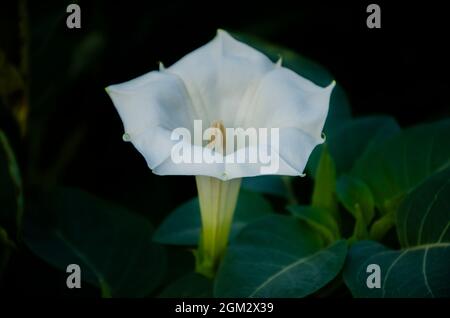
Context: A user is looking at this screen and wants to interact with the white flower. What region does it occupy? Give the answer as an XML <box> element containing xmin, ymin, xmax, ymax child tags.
<box><xmin>106</xmin><ymin>30</ymin><xmax>334</xmax><ymax>181</ymax></box>
<box><xmin>106</xmin><ymin>30</ymin><xmax>334</xmax><ymax>277</ymax></box>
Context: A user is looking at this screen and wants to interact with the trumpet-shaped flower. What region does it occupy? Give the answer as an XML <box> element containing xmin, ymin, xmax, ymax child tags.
<box><xmin>106</xmin><ymin>30</ymin><xmax>334</xmax><ymax>277</ymax></box>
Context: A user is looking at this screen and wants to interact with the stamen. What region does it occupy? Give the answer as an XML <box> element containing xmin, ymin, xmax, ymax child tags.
<box><xmin>206</xmin><ymin>120</ymin><xmax>226</xmax><ymax>154</ymax></box>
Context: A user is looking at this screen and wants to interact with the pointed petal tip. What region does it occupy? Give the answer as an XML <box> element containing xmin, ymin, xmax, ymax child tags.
<box><xmin>105</xmin><ymin>84</ymin><xmax>120</xmax><ymax>96</ymax></box>
<box><xmin>328</xmin><ymin>80</ymin><xmax>337</xmax><ymax>90</ymax></box>
<box><xmin>216</xmin><ymin>28</ymin><xmax>228</xmax><ymax>36</ymax></box>
<box><xmin>158</xmin><ymin>61</ymin><xmax>165</xmax><ymax>71</ymax></box>
<box><xmin>216</xmin><ymin>29</ymin><xmax>235</xmax><ymax>42</ymax></box>
<box><xmin>276</xmin><ymin>56</ymin><xmax>283</xmax><ymax>67</ymax></box>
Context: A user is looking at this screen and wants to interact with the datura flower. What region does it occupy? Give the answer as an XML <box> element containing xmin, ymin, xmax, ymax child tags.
<box><xmin>106</xmin><ymin>30</ymin><xmax>334</xmax><ymax>277</ymax></box>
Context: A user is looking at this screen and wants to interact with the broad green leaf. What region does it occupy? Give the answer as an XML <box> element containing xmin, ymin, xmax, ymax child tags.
<box><xmin>214</xmin><ymin>215</ymin><xmax>347</xmax><ymax>297</ymax></box>
<box><xmin>0</xmin><ymin>130</ymin><xmax>23</xmax><ymax>238</ymax></box>
<box><xmin>24</xmin><ymin>187</ymin><xmax>166</xmax><ymax>297</ymax></box>
<box><xmin>159</xmin><ymin>272</ymin><xmax>213</xmax><ymax>298</ymax></box>
<box><xmin>336</xmin><ymin>175</ymin><xmax>374</xmax><ymax>240</ymax></box>
<box><xmin>153</xmin><ymin>191</ymin><xmax>274</xmax><ymax>246</ymax></box>
<box><xmin>288</xmin><ymin>205</ymin><xmax>340</xmax><ymax>243</ymax></box>
<box><xmin>344</xmin><ymin>240</ymin><xmax>450</xmax><ymax>297</ymax></box>
<box><xmin>308</xmin><ymin>116</ymin><xmax>400</xmax><ymax>178</ymax></box>
<box><xmin>344</xmin><ymin>168</ymin><xmax>450</xmax><ymax>297</ymax></box>
<box><xmin>397</xmin><ymin>167</ymin><xmax>450</xmax><ymax>247</ymax></box>
<box><xmin>311</xmin><ymin>144</ymin><xmax>338</xmax><ymax>220</ymax></box>
<box><xmin>352</xmin><ymin>119</ymin><xmax>450</xmax><ymax>213</ymax></box>
<box><xmin>330</xmin><ymin>116</ymin><xmax>401</xmax><ymax>173</ymax></box>
<box><xmin>241</xmin><ymin>175</ymin><xmax>288</xmax><ymax>198</ymax></box>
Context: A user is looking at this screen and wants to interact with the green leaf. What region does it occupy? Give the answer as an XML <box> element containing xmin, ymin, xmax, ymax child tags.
<box><xmin>0</xmin><ymin>130</ymin><xmax>23</xmax><ymax>238</ymax></box>
<box><xmin>24</xmin><ymin>187</ymin><xmax>166</xmax><ymax>297</ymax></box>
<box><xmin>397</xmin><ymin>167</ymin><xmax>450</xmax><ymax>247</ymax></box>
<box><xmin>336</xmin><ymin>175</ymin><xmax>374</xmax><ymax>224</ymax></box>
<box><xmin>159</xmin><ymin>272</ymin><xmax>213</xmax><ymax>298</ymax></box>
<box><xmin>241</xmin><ymin>175</ymin><xmax>288</xmax><ymax>198</ymax></box>
<box><xmin>288</xmin><ymin>205</ymin><xmax>340</xmax><ymax>243</ymax></box>
<box><xmin>344</xmin><ymin>168</ymin><xmax>450</xmax><ymax>297</ymax></box>
<box><xmin>369</xmin><ymin>211</ymin><xmax>396</xmax><ymax>241</ymax></box>
<box><xmin>336</xmin><ymin>175</ymin><xmax>375</xmax><ymax>240</ymax></box>
<box><xmin>352</xmin><ymin>119</ymin><xmax>450</xmax><ymax>213</ymax></box>
<box><xmin>311</xmin><ymin>144</ymin><xmax>338</xmax><ymax>220</ymax></box>
<box><xmin>308</xmin><ymin>116</ymin><xmax>400</xmax><ymax>178</ymax></box>
<box><xmin>344</xmin><ymin>240</ymin><xmax>450</xmax><ymax>297</ymax></box>
<box><xmin>153</xmin><ymin>191</ymin><xmax>274</xmax><ymax>246</ymax></box>
<box><xmin>214</xmin><ymin>215</ymin><xmax>347</xmax><ymax>297</ymax></box>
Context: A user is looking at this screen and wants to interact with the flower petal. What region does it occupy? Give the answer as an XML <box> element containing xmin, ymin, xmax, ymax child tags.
<box><xmin>166</xmin><ymin>30</ymin><xmax>275</xmax><ymax>127</ymax></box>
<box><xmin>239</xmin><ymin>67</ymin><xmax>335</xmax><ymax>176</ymax></box>
<box><xmin>106</xmin><ymin>71</ymin><xmax>195</xmax><ymax>169</ymax></box>
<box><xmin>106</xmin><ymin>31</ymin><xmax>334</xmax><ymax>180</ymax></box>
<box><xmin>247</xmin><ymin>67</ymin><xmax>334</xmax><ymax>139</ymax></box>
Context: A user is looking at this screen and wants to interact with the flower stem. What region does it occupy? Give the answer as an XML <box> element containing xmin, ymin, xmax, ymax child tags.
<box><xmin>195</xmin><ymin>176</ymin><xmax>242</xmax><ymax>278</ymax></box>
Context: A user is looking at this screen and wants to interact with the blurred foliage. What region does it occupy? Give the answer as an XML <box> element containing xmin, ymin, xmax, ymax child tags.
<box><xmin>0</xmin><ymin>1</ymin><xmax>29</xmax><ymax>137</ymax></box>
<box><xmin>0</xmin><ymin>130</ymin><xmax>22</xmax><ymax>277</ymax></box>
<box><xmin>24</xmin><ymin>187</ymin><xmax>166</xmax><ymax>297</ymax></box>
<box><xmin>0</xmin><ymin>130</ymin><xmax>23</xmax><ymax>237</ymax></box>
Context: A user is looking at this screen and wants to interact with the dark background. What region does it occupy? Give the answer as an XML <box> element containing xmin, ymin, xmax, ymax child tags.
<box><xmin>0</xmin><ymin>0</ymin><xmax>449</xmax><ymax>296</ymax></box>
